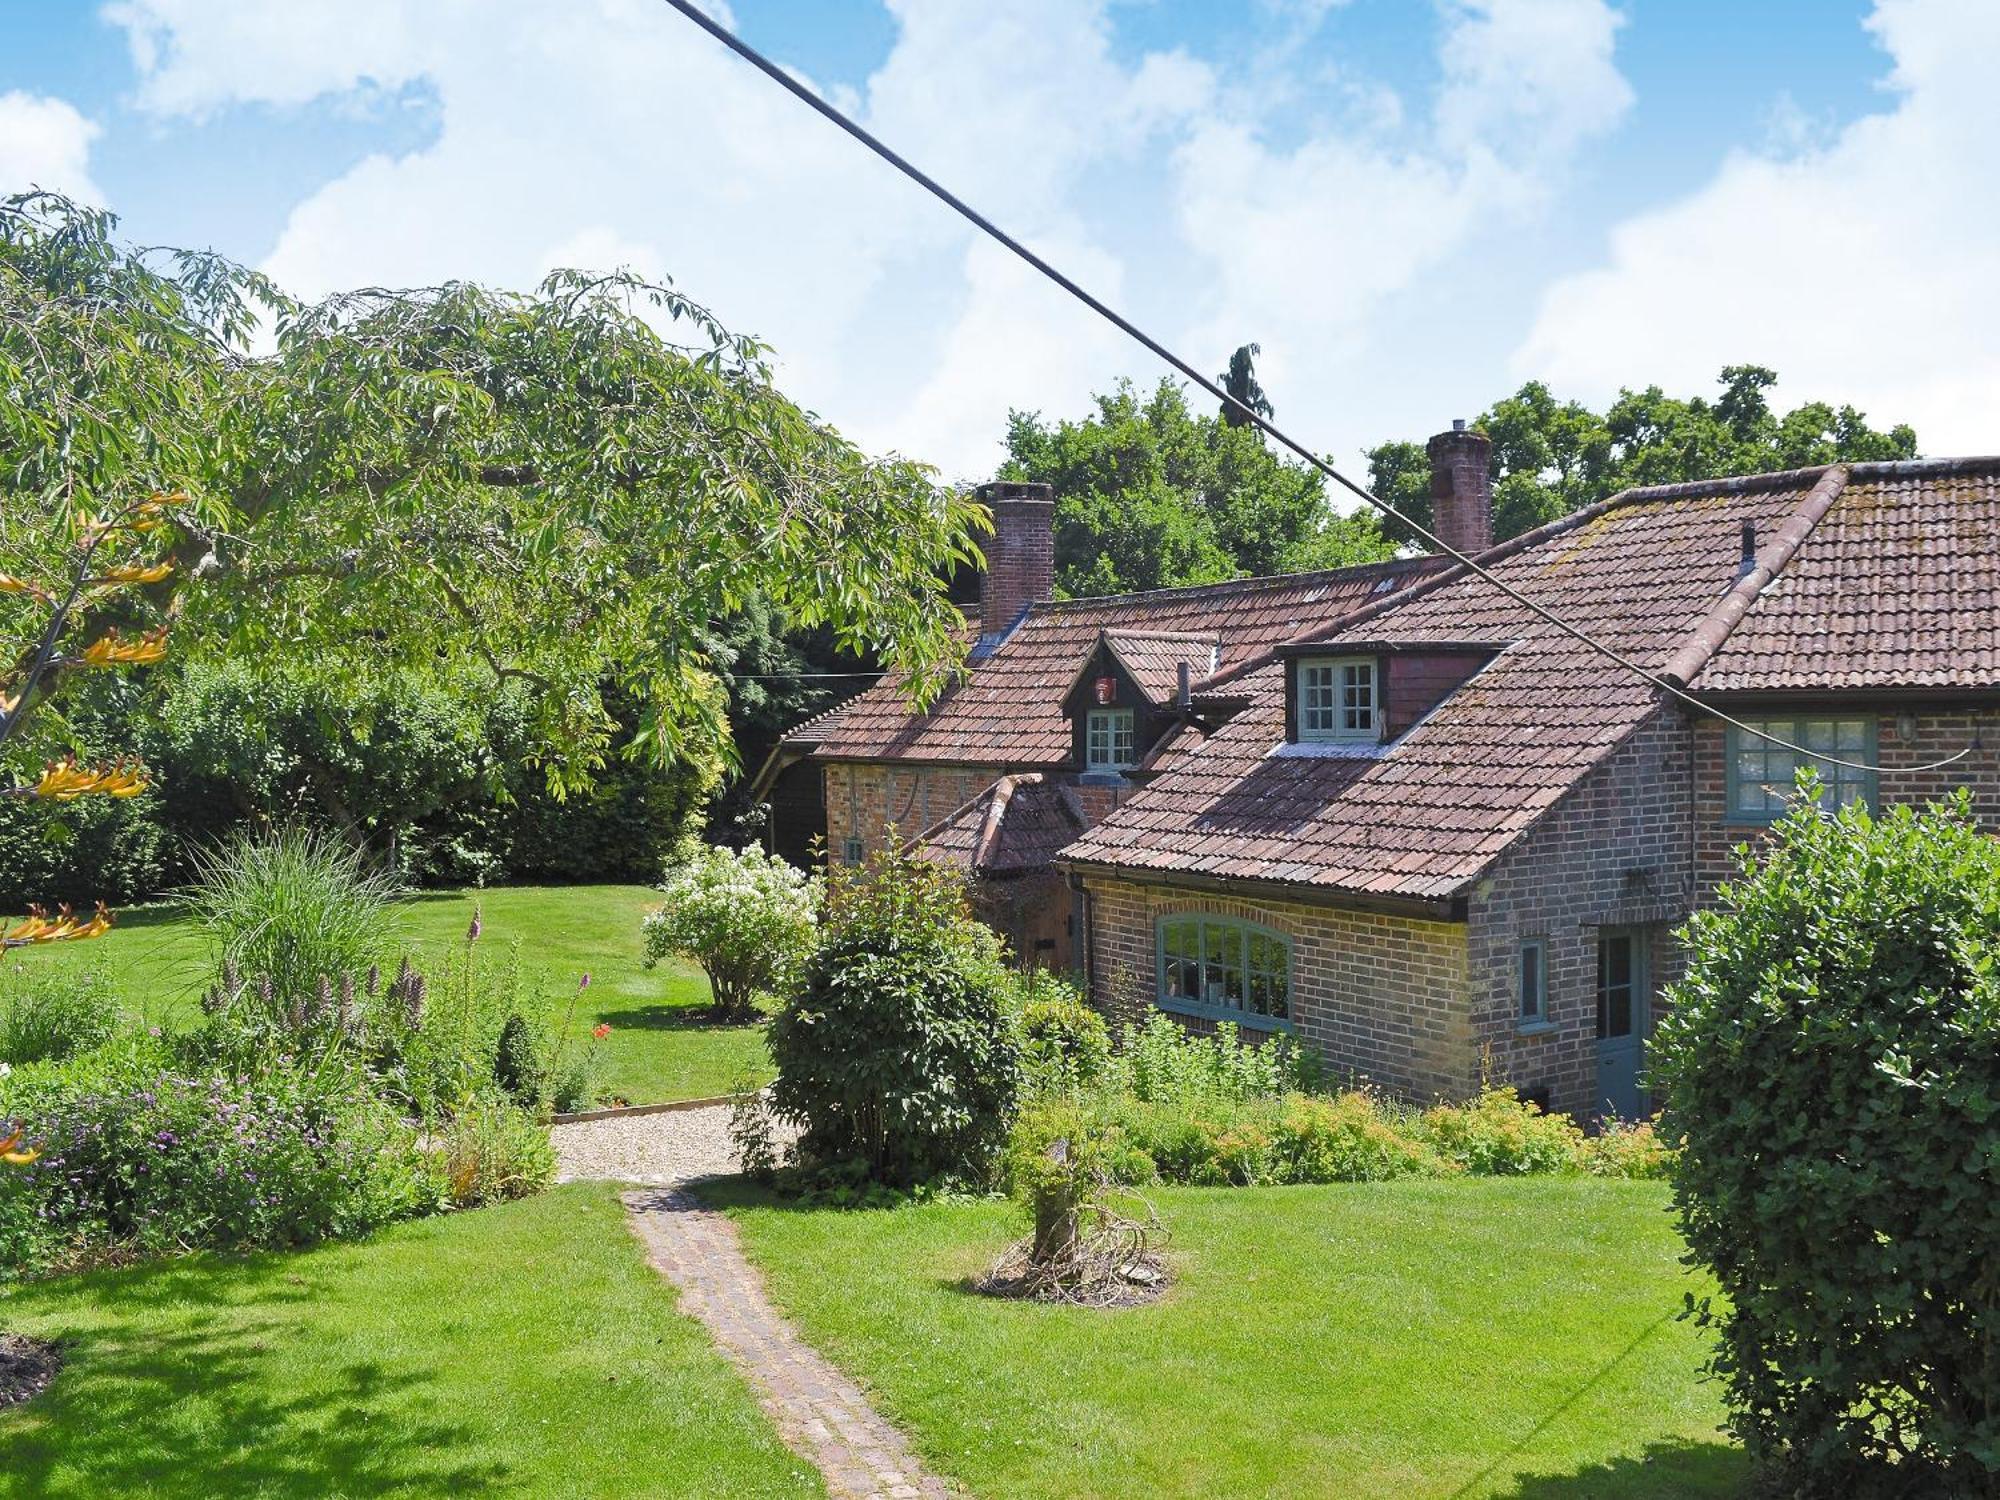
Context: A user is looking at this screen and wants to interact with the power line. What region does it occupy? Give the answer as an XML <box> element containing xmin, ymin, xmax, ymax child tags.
<box><xmin>657</xmin><ymin>0</ymin><xmax>1977</xmax><ymax>781</ymax></box>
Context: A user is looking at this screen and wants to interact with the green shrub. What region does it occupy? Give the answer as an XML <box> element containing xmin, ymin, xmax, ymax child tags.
<box><xmin>1112</xmin><ymin>1014</ymin><xmax>1313</xmax><ymax>1105</ymax></box>
<box><xmin>184</xmin><ymin>827</ymin><xmax>401</xmax><ymax>1038</ymax></box>
<box><xmin>1271</xmin><ymin>1092</ymin><xmax>1453</xmax><ymax>1182</ymax></box>
<box><xmin>436</xmin><ymin>1094</ymin><xmax>556</xmax><ymax>1208</ymax></box>
<box><xmin>378</xmin><ymin>940</ymin><xmax>529</xmax><ymax>1123</ymax></box>
<box><xmin>1653</xmin><ymin>787</ymin><xmax>2000</xmax><ymax>1495</ymax></box>
<box><xmin>643</xmin><ymin>842</ymin><xmax>819</xmax><ymax>1021</ymax></box>
<box><xmin>1019</xmin><ymin>993</ymin><xmax>1111</xmax><ymax>1095</ymax></box>
<box><xmin>1418</xmin><ymin>1088</ymin><xmax>1585</xmax><ymax>1176</ymax></box>
<box><xmin>0</xmin><ymin>1050</ymin><xmax>439</xmax><ymax>1278</ymax></box>
<box><xmin>1578</xmin><ymin>1118</ymin><xmax>1674</xmax><ymax>1180</ymax></box>
<box><xmin>766</xmin><ymin>848</ymin><xmax>1019</xmax><ymax>1188</ymax></box>
<box><xmin>0</xmin><ymin>965</ymin><xmax>118</xmax><ymax>1065</ymax></box>
<box><xmin>492</xmin><ymin>1012</ymin><xmax>543</xmax><ymax>1108</ymax></box>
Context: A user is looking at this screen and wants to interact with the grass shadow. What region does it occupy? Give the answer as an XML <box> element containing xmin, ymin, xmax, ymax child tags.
<box><xmin>1484</xmin><ymin>1437</ymin><xmax>1748</xmax><ymax>1498</ymax></box>
<box><xmin>0</xmin><ymin>1276</ymin><xmax>509</xmax><ymax>1497</ymax></box>
<box><xmin>601</xmin><ymin>1001</ymin><xmax>760</xmax><ymax>1033</ymax></box>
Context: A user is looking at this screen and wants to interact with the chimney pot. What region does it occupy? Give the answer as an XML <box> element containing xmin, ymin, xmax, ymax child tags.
<box><xmin>973</xmin><ymin>480</ymin><xmax>1056</xmax><ymax>642</ymax></box>
<box><xmin>1425</xmin><ymin>423</ymin><xmax>1494</xmax><ymax>557</ymax></box>
<box><xmin>1452</xmin><ymin>417</ymin><xmax>1467</xmax><ymax>433</ymax></box>
<box><xmin>1738</xmin><ymin>519</ymin><xmax>1758</xmax><ymax>577</ymax></box>
<box><xmin>1177</xmin><ymin>659</ymin><xmax>1192</xmax><ymax>709</ymax></box>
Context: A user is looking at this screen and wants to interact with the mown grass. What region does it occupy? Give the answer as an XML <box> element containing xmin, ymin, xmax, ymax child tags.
<box><xmin>6</xmin><ymin>884</ymin><xmax>771</xmax><ymax>1105</ymax></box>
<box><xmin>720</xmin><ymin>1177</ymin><xmax>1746</xmax><ymax>1500</ymax></box>
<box><xmin>0</xmin><ymin>1185</ymin><xmax>818</xmax><ymax>1499</ymax></box>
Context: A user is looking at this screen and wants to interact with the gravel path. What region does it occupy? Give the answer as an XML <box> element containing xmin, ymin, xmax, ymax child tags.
<box><xmin>552</xmin><ymin>1104</ymin><xmax>794</xmax><ymax>1187</ymax></box>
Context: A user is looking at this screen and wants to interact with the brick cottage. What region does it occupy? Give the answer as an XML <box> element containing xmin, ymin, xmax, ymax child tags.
<box><xmin>764</xmin><ymin>430</ymin><xmax>2000</xmax><ymax>1120</ymax></box>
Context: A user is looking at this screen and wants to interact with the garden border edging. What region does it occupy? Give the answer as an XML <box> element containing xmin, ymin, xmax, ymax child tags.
<box><xmin>550</xmin><ymin>1094</ymin><xmax>736</xmax><ymax>1125</ymax></box>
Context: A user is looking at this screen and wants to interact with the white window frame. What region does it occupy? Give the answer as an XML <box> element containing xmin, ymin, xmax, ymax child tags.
<box><xmin>1085</xmin><ymin>707</ymin><xmax>1136</xmax><ymax>770</ymax></box>
<box><xmin>1298</xmin><ymin>655</ymin><xmax>1379</xmax><ymax>742</ymax></box>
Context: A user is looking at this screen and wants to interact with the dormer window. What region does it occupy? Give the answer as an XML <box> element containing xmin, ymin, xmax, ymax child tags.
<box><xmin>1298</xmin><ymin>656</ymin><xmax>1378</xmax><ymax>741</ymax></box>
<box><xmin>1085</xmin><ymin>708</ymin><xmax>1136</xmax><ymax>770</ymax></box>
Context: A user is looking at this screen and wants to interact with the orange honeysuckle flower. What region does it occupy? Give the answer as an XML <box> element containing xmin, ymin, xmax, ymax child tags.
<box><xmin>31</xmin><ymin>758</ymin><xmax>149</xmax><ymax>801</ymax></box>
<box><xmin>0</xmin><ymin>902</ymin><xmax>114</xmax><ymax>949</ymax></box>
<box><xmin>0</xmin><ymin>572</ymin><xmax>49</xmax><ymax>602</ymax></box>
<box><xmin>91</xmin><ymin>559</ymin><xmax>174</xmax><ymax>588</ymax></box>
<box><xmin>79</xmin><ymin>626</ymin><xmax>169</xmax><ymax>669</ymax></box>
<box><xmin>0</xmin><ymin>1128</ymin><xmax>39</xmax><ymax>1167</ymax></box>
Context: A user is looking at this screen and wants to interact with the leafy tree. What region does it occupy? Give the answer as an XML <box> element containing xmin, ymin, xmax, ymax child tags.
<box><xmin>1217</xmin><ymin>342</ymin><xmax>1273</xmax><ymax>428</ymax></box>
<box><xmin>0</xmin><ymin>191</ymin><xmax>980</xmax><ymax>800</ymax></box>
<box><xmin>1654</xmin><ymin>784</ymin><xmax>2000</xmax><ymax>1496</ymax></box>
<box><xmin>1002</xmin><ymin>378</ymin><xmax>1391</xmax><ymax>596</ymax></box>
<box><xmin>1368</xmin><ymin>366</ymin><xmax>1918</xmax><ymax>549</ymax></box>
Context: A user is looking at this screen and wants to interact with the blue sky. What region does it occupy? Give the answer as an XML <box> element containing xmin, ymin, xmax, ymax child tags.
<box><xmin>4</xmin><ymin>0</ymin><xmax>1992</xmax><ymax>483</ymax></box>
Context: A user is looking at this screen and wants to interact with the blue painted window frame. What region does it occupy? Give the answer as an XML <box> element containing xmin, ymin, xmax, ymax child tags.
<box><xmin>1518</xmin><ymin>937</ymin><xmax>1548</xmax><ymax>1026</ymax></box>
<box><xmin>1724</xmin><ymin>716</ymin><xmax>1878</xmax><ymax>823</ymax></box>
<box><xmin>1154</xmin><ymin>914</ymin><xmax>1294</xmax><ymax>1031</ymax></box>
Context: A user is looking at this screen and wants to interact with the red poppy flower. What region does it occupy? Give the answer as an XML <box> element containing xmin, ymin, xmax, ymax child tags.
<box><xmin>592</xmin><ymin>1023</ymin><xmax>612</xmax><ymax>1041</ymax></box>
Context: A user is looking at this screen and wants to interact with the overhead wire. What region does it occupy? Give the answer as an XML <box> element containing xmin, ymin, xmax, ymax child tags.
<box><xmin>656</xmin><ymin>0</ymin><xmax>1977</xmax><ymax>780</ymax></box>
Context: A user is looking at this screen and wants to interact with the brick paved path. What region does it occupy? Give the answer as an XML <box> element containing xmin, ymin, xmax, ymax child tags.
<box><xmin>622</xmin><ymin>1189</ymin><xmax>957</xmax><ymax>1500</ymax></box>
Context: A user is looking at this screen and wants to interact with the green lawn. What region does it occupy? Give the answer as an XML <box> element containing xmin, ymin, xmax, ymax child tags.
<box><xmin>0</xmin><ymin>1185</ymin><xmax>818</xmax><ymax>1499</ymax></box>
<box><xmin>11</xmin><ymin>884</ymin><xmax>771</xmax><ymax>1106</ymax></box>
<box><xmin>721</xmin><ymin>1178</ymin><xmax>1747</xmax><ymax>1500</ymax></box>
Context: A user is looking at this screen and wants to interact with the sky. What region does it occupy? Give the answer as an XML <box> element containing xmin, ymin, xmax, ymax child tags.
<box><xmin>3</xmin><ymin>0</ymin><xmax>1994</xmax><ymax>489</ymax></box>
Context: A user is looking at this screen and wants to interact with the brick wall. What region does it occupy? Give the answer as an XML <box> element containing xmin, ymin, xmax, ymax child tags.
<box><xmin>1081</xmin><ymin>873</ymin><xmax>1475</xmax><ymax>1102</ymax></box>
<box><xmin>1467</xmin><ymin>707</ymin><xmax>1696</xmax><ymax>1119</ymax></box>
<box><xmin>1693</xmin><ymin>705</ymin><xmax>2000</xmax><ymax>902</ymax></box>
<box><xmin>821</xmin><ymin>760</ymin><xmax>1017</xmax><ymax>862</ymax></box>
<box><xmin>976</xmin><ymin>483</ymin><xmax>1055</xmax><ymax>639</ymax></box>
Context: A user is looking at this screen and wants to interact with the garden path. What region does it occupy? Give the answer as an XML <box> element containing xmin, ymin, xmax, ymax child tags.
<box><xmin>623</xmin><ymin>1189</ymin><xmax>956</xmax><ymax>1500</ymax></box>
<box><xmin>551</xmin><ymin>1103</ymin><xmax>747</xmax><ymax>1185</ymax></box>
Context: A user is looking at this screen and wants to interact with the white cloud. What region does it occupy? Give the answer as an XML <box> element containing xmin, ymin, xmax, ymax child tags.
<box><xmin>102</xmin><ymin>0</ymin><xmax>1631</xmax><ymax>476</ymax></box>
<box><xmin>0</xmin><ymin>92</ymin><xmax>104</xmax><ymax>206</ymax></box>
<box><xmin>1515</xmin><ymin>0</ymin><xmax>2000</xmax><ymax>454</ymax></box>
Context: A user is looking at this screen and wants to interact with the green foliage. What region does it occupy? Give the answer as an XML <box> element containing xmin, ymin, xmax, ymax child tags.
<box><xmin>183</xmin><ymin>827</ymin><xmax>401</xmax><ymax>1036</ymax></box>
<box><xmin>436</xmin><ymin>1093</ymin><xmax>557</xmax><ymax>1208</ymax></box>
<box><xmin>1112</xmin><ymin>1013</ymin><xmax>1316</xmax><ymax>1104</ymax></box>
<box><xmin>1018</xmin><ymin>992</ymin><xmax>1112</xmax><ymax>1094</ymax></box>
<box><xmin>1652</xmin><ymin>786</ymin><xmax>2000</xmax><ymax>1495</ymax></box>
<box><xmin>0</xmin><ymin>964</ymin><xmax>117</xmax><ymax>1066</ymax></box>
<box><xmin>492</xmin><ymin>1012</ymin><xmax>543</xmax><ymax>1108</ymax></box>
<box><xmin>0</xmin><ymin>1050</ymin><xmax>440</xmax><ymax>1278</ymax></box>
<box><xmin>0</xmin><ymin>190</ymin><xmax>979</xmax><ymax>798</ymax></box>
<box><xmin>1271</xmin><ymin>1092</ymin><xmax>1452</xmax><ymax>1183</ymax></box>
<box><xmin>1418</xmin><ymin>1087</ymin><xmax>1586</xmax><ymax>1176</ymax></box>
<box><xmin>1002</xmin><ymin>377</ymin><xmax>1393</xmax><ymax>597</ymax></box>
<box><xmin>1369</xmin><ymin>366</ymin><xmax>1919</xmax><ymax>549</ymax></box>
<box><xmin>643</xmin><ymin>842</ymin><xmax>819</xmax><ymax>1021</ymax></box>
<box><xmin>765</xmin><ymin>848</ymin><xmax>1020</xmax><ymax>1188</ymax></box>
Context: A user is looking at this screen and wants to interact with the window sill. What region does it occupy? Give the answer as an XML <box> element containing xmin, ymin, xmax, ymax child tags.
<box><xmin>1514</xmin><ymin>1019</ymin><xmax>1558</xmax><ymax>1037</ymax></box>
<box><xmin>1156</xmin><ymin>996</ymin><xmax>1295</xmax><ymax>1033</ymax></box>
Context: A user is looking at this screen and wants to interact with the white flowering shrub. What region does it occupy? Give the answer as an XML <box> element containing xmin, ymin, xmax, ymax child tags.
<box><xmin>643</xmin><ymin>844</ymin><xmax>820</xmax><ymax>1020</ymax></box>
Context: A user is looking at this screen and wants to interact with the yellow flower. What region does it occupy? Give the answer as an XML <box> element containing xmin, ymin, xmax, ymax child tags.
<box><xmin>30</xmin><ymin>758</ymin><xmax>149</xmax><ymax>801</ymax></box>
<box><xmin>0</xmin><ymin>1127</ymin><xmax>38</xmax><ymax>1167</ymax></box>
<box><xmin>0</xmin><ymin>572</ymin><xmax>48</xmax><ymax>601</ymax></box>
<box><xmin>79</xmin><ymin>626</ymin><xmax>169</xmax><ymax>668</ymax></box>
<box><xmin>91</xmin><ymin>559</ymin><xmax>174</xmax><ymax>588</ymax></box>
<box><xmin>0</xmin><ymin>901</ymin><xmax>114</xmax><ymax>948</ymax></box>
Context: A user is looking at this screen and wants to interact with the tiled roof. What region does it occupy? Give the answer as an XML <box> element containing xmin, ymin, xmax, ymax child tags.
<box><xmin>746</xmin><ymin>691</ymin><xmax>865</xmax><ymax>801</ymax></box>
<box><xmin>1691</xmin><ymin>459</ymin><xmax>2000</xmax><ymax>692</ymax></box>
<box><xmin>1098</xmin><ymin>630</ymin><xmax>1219</xmax><ymax>706</ymax></box>
<box><xmin>1064</xmin><ymin>467</ymin><xmax>1871</xmax><ymax>902</ymax></box>
<box><xmin>915</xmin><ymin>774</ymin><xmax>1088</xmax><ymax>875</ymax></box>
<box><xmin>809</xmin><ymin>557</ymin><xmax>1444</xmax><ymax>766</ymax></box>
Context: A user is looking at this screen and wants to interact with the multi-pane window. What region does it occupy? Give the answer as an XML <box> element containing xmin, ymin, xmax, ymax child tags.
<box><xmin>1726</xmin><ymin>717</ymin><xmax>1876</xmax><ymax>821</ymax></box>
<box><xmin>1596</xmin><ymin>932</ymin><xmax>1637</xmax><ymax>1041</ymax></box>
<box><xmin>1085</xmin><ymin>708</ymin><xmax>1136</xmax><ymax>769</ymax></box>
<box><xmin>841</xmin><ymin>836</ymin><xmax>865</xmax><ymax>866</ymax></box>
<box><xmin>1518</xmin><ymin>938</ymin><xmax>1547</xmax><ymax>1024</ymax></box>
<box><xmin>1298</xmin><ymin>656</ymin><xmax>1378</xmax><ymax>741</ymax></box>
<box><xmin>1158</xmin><ymin>915</ymin><xmax>1290</xmax><ymax>1022</ymax></box>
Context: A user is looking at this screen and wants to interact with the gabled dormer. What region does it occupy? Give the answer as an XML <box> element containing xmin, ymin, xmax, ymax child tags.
<box><xmin>1278</xmin><ymin>639</ymin><xmax>1505</xmax><ymax>752</ymax></box>
<box><xmin>1061</xmin><ymin>629</ymin><xmax>1218</xmax><ymax>780</ymax></box>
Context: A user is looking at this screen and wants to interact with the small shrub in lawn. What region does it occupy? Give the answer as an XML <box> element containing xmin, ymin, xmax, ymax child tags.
<box><xmin>643</xmin><ymin>842</ymin><xmax>818</xmax><ymax>1022</ymax></box>
<box><xmin>0</xmin><ymin>965</ymin><xmax>117</xmax><ymax>1065</ymax></box>
<box><xmin>1578</xmin><ymin>1118</ymin><xmax>1673</xmax><ymax>1180</ymax></box>
<box><xmin>1653</xmin><ymin>785</ymin><xmax>2000</xmax><ymax>1496</ymax></box>
<box><xmin>380</xmin><ymin>939</ymin><xmax>530</xmax><ymax>1123</ymax></box>
<box><xmin>765</xmin><ymin>847</ymin><xmax>1018</xmax><ymax>1189</ymax></box>
<box><xmin>436</xmin><ymin>1093</ymin><xmax>556</xmax><ymax>1208</ymax></box>
<box><xmin>1417</xmin><ymin>1088</ymin><xmax>1585</xmax><ymax>1176</ymax></box>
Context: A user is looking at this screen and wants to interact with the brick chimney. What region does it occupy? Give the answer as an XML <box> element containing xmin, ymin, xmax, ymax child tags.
<box><xmin>1426</xmin><ymin>420</ymin><xmax>1493</xmax><ymax>557</ymax></box>
<box><xmin>974</xmin><ymin>480</ymin><xmax>1055</xmax><ymax>642</ymax></box>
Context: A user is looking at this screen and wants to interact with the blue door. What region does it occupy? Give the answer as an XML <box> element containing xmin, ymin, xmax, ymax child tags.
<box><xmin>1595</xmin><ymin>928</ymin><xmax>1648</xmax><ymax>1120</ymax></box>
